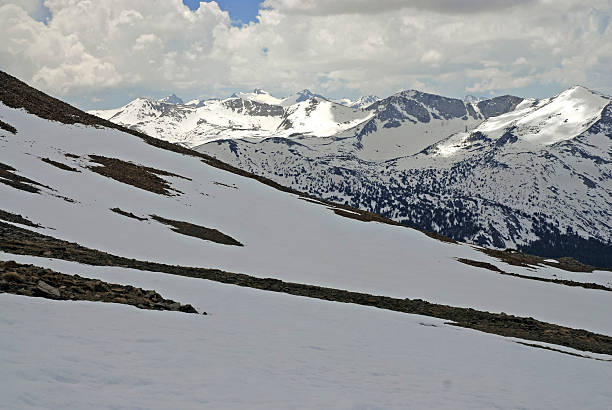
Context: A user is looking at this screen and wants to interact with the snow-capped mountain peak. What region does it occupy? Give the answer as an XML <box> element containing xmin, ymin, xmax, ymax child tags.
<box><xmin>231</xmin><ymin>89</ymin><xmax>282</xmax><ymax>105</ymax></box>
<box><xmin>434</xmin><ymin>85</ymin><xmax>610</xmax><ymax>156</ymax></box>
<box><xmin>280</xmin><ymin>89</ymin><xmax>327</xmax><ymax>107</ymax></box>
<box><xmin>158</xmin><ymin>94</ymin><xmax>184</xmax><ymax>105</ymax></box>
<box><xmin>275</xmin><ymin>97</ymin><xmax>372</xmax><ymax>137</ymax></box>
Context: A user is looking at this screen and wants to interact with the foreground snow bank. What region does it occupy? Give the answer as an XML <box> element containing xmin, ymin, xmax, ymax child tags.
<box><xmin>1</xmin><ymin>264</ymin><xmax>612</xmax><ymax>409</ymax></box>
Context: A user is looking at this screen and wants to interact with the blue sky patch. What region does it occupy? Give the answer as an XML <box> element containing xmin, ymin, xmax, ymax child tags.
<box><xmin>183</xmin><ymin>0</ymin><xmax>263</xmax><ymax>26</ymax></box>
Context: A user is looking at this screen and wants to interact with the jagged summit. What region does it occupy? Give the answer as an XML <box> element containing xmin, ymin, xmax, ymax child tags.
<box><xmin>158</xmin><ymin>94</ymin><xmax>184</xmax><ymax>105</ymax></box>
<box><xmin>280</xmin><ymin>89</ymin><xmax>327</xmax><ymax>106</ymax></box>
<box><xmin>464</xmin><ymin>94</ymin><xmax>484</xmax><ymax>103</ymax></box>
<box><xmin>334</xmin><ymin>95</ymin><xmax>381</xmax><ymax>109</ymax></box>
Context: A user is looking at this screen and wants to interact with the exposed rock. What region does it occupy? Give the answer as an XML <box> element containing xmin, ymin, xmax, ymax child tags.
<box><xmin>110</xmin><ymin>207</ymin><xmax>148</xmax><ymax>221</ymax></box>
<box><xmin>41</xmin><ymin>157</ymin><xmax>80</xmax><ymax>172</ymax></box>
<box><xmin>36</xmin><ymin>280</ymin><xmax>61</xmax><ymax>298</ymax></box>
<box><xmin>0</xmin><ymin>260</ymin><xmax>202</xmax><ymax>314</ymax></box>
<box><xmin>0</xmin><ymin>210</ymin><xmax>42</xmax><ymax>228</ymax></box>
<box><xmin>151</xmin><ymin>214</ymin><xmax>243</xmax><ymax>246</ymax></box>
<box><xmin>0</xmin><ymin>119</ymin><xmax>17</xmax><ymax>134</ymax></box>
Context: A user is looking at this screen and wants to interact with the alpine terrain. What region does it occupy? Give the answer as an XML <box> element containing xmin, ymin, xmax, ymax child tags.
<box><xmin>2</xmin><ymin>71</ymin><xmax>612</xmax><ymax>408</ymax></box>
<box><xmin>91</xmin><ymin>86</ymin><xmax>612</xmax><ymax>267</ymax></box>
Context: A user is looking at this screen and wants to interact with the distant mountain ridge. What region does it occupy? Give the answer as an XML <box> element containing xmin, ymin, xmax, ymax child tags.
<box><xmin>88</xmin><ymin>85</ymin><xmax>612</xmax><ymax>267</ymax></box>
<box><xmin>200</xmin><ymin>86</ymin><xmax>612</xmax><ymax>267</ymax></box>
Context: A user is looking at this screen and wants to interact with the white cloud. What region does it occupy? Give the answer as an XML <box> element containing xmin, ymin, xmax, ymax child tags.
<box><xmin>262</xmin><ymin>0</ymin><xmax>537</xmax><ymax>15</ymax></box>
<box><xmin>420</xmin><ymin>50</ymin><xmax>443</xmax><ymax>65</ymax></box>
<box><xmin>0</xmin><ymin>0</ymin><xmax>610</xmax><ymax>108</ymax></box>
<box><xmin>513</xmin><ymin>57</ymin><xmax>528</xmax><ymax>65</ymax></box>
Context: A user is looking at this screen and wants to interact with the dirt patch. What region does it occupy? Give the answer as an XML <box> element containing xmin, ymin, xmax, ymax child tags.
<box><xmin>151</xmin><ymin>215</ymin><xmax>243</xmax><ymax>246</ymax></box>
<box><xmin>64</xmin><ymin>153</ymin><xmax>80</xmax><ymax>159</ymax></box>
<box><xmin>457</xmin><ymin>258</ymin><xmax>504</xmax><ymax>273</ymax></box>
<box><xmin>41</xmin><ymin>157</ymin><xmax>79</xmax><ymax>172</ymax></box>
<box><xmin>1</xmin><ymin>221</ymin><xmax>611</xmax><ymax>356</ymax></box>
<box><xmin>0</xmin><ymin>260</ymin><xmax>199</xmax><ymax>313</ymax></box>
<box><xmin>457</xmin><ymin>258</ymin><xmax>611</xmax><ymax>292</ymax></box>
<box><xmin>479</xmin><ymin>248</ymin><xmax>604</xmax><ymax>273</ymax></box>
<box><xmin>0</xmin><ymin>162</ymin><xmax>49</xmax><ymax>194</ymax></box>
<box><xmin>111</xmin><ymin>208</ymin><xmax>148</xmax><ymax>221</ymax></box>
<box><xmin>330</xmin><ymin>208</ymin><xmax>457</xmax><ymax>243</ymax></box>
<box><xmin>88</xmin><ymin>155</ymin><xmax>189</xmax><ymax>196</ymax></box>
<box><xmin>0</xmin><ymin>119</ymin><xmax>17</xmax><ymax>134</ymax></box>
<box><xmin>0</xmin><ymin>210</ymin><xmax>41</xmax><ymax>228</ymax></box>
<box><xmin>213</xmin><ymin>181</ymin><xmax>238</xmax><ymax>189</ymax></box>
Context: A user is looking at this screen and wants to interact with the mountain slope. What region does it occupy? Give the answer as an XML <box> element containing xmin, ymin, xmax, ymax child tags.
<box><xmin>2</xmin><ymin>70</ymin><xmax>612</xmax><ymax>408</ymax></box>
<box><xmin>344</xmin><ymin>90</ymin><xmax>515</xmax><ymax>160</ymax></box>
<box><xmin>275</xmin><ymin>97</ymin><xmax>372</xmax><ymax>137</ymax></box>
<box><xmin>0</xmin><ymin>68</ymin><xmax>610</xmax><ymax>326</ymax></box>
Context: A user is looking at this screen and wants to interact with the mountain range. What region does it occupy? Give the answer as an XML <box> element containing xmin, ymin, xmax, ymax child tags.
<box><xmin>90</xmin><ymin>86</ymin><xmax>612</xmax><ymax>267</ymax></box>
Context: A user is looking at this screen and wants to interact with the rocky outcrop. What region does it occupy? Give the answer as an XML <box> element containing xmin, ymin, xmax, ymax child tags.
<box><xmin>0</xmin><ymin>260</ymin><xmax>199</xmax><ymax>314</ymax></box>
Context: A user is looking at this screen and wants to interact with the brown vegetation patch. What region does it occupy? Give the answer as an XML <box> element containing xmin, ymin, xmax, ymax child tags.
<box><xmin>41</xmin><ymin>157</ymin><xmax>79</xmax><ymax>172</ymax></box>
<box><xmin>479</xmin><ymin>248</ymin><xmax>603</xmax><ymax>273</ymax></box>
<box><xmin>0</xmin><ymin>260</ymin><xmax>199</xmax><ymax>313</ymax></box>
<box><xmin>151</xmin><ymin>215</ymin><xmax>243</xmax><ymax>246</ymax></box>
<box><xmin>0</xmin><ymin>119</ymin><xmax>17</xmax><ymax>134</ymax></box>
<box><xmin>1</xmin><ymin>221</ymin><xmax>611</xmax><ymax>356</ymax></box>
<box><xmin>0</xmin><ymin>210</ymin><xmax>41</xmax><ymax>228</ymax></box>
<box><xmin>0</xmin><ymin>162</ymin><xmax>49</xmax><ymax>193</ymax></box>
<box><xmin>88</xmin><ymin>155</ymin><xmax>189</xmax><ymax>196</ymax></box>
<box><xmin>457</xmin><ymin>258</ymin><xmax>611</xmax><ymax>292</ymax></box>
<box><xmin>331</xmin><ymin>208</ymin><xmax>457</xmax><ymax>243</ymax></box>
<box><xmin>111</xmin><ymin>208</ymin><xmax>148</xmax><ymax>221</ymax></box>
<box><xmin>457</xmin><ymin>258</ymin><xmax>504</xmax><ymax>273</ymax></box>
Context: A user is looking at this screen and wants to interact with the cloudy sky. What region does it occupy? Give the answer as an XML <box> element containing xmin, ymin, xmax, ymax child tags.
<box><xmin>1</xmin><ymin>0</ymin><xmax>610</xmax><ymax>109</ymax></box>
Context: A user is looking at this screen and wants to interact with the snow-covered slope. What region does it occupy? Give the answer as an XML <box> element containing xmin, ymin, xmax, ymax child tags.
<box><xmin>1</xmin><ymin>70</ymin><xmax>610</xmax><ymax>326</ymax></box>
<box><xmin>201</xmin><ymin>87</ymin><xmax>612</xmax><ymax>267</ymax></box>
<box><xmin>231</xmin><ymin>88</ymin><xmax>283</xmax><ymax>105</ymax></box>
<box><xmin>3</xmin><ymin>266</ymin><xmax>612</xmax><ymax>410</ymax></box>
<box><xmin>343</xmin><ymin>90</ymin><xmax>509</xmax><ymax>160</ymax></box>
<box><xmin>2</xmin><ymin>71</ymin><xmax>612</xmax><ymax>408</ymax></box>
<box><xmin>275</xmin><ymin>97</ymin><xmax>372</xmax><ymax>137</ymax></box>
